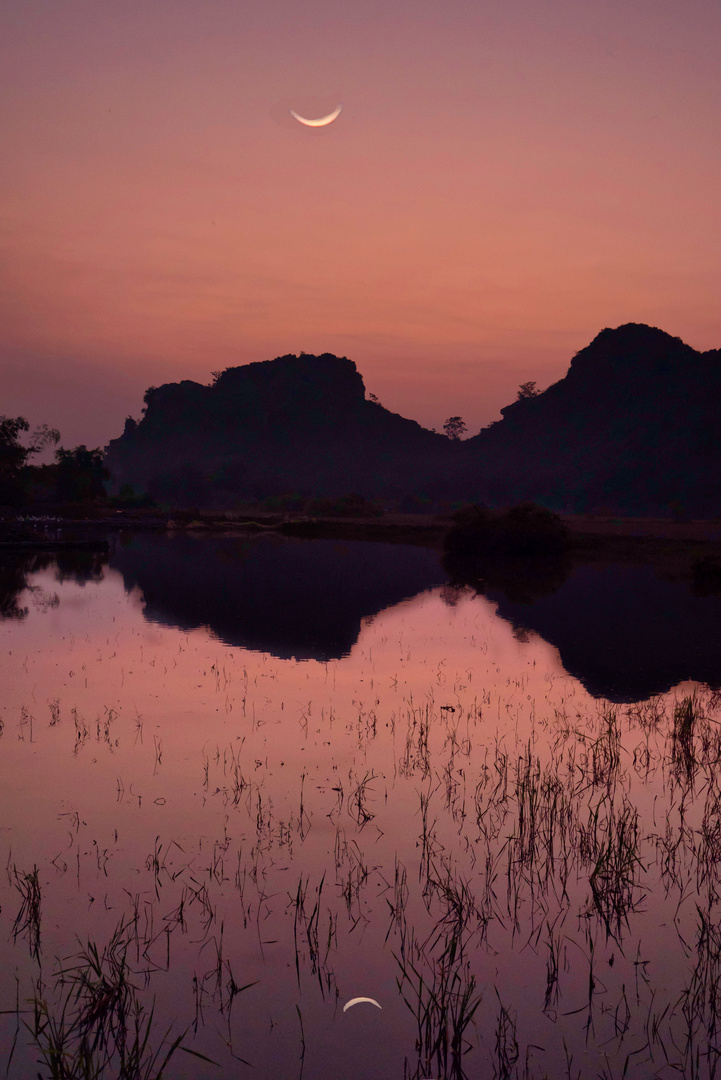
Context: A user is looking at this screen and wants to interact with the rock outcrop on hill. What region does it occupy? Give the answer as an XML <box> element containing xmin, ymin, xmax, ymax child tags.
<box><xmin>105</xmin><ymin>326</ymin><xmax>721</xmax><ymax>515</ymax></box>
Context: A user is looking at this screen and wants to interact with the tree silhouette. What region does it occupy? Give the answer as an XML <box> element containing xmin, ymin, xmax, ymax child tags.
<box><xmin>517</xmin><ymin>381</ymin><xmax>540</xmax><ymax>400</ymax></box>
<box><xmin>443</xmin><ymin>416</ymin><xmax>467</xmax><ymax>440</ymax></box>
<box><xmin>0</xmin><ymin>416</ymin><xmax>59</xmax><ymax>505</ymax></box>
<box><xmin>55</xmin><ymin>445</ymin><xmax>108</xmax><ymax>502</ymax></box>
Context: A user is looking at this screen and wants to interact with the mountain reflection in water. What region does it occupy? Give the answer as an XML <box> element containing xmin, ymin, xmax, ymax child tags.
<box><xmin>484</xmin><ymin>562</ymin><xmax>721</xmax><ymax>703</ymax></box>
<box><xmin>110</xmin><ymin>533</ymin><xmax>447</xmax><ymax>661</ymax></box>
<box><xmin>110</xmin><ymin>536</ymin><xmax>721</xmax><ymax>702</ymax></box>
<box><xmin>3</xmin><ymin>536</ymin><xmax>721</xmax><ymax>702</ymax></box>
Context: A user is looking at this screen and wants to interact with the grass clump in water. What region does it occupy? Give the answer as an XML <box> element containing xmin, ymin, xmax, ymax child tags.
<box><xmin>672</xmin><ymin>695</ymin><xmax>698</xmax><ymax>781</ymax></box>
<box><xmin>27</xmin><ymin>919</ymin><xmax>216</xmax><ymax>1079</ymax></box>
<box><xmin>12</xmin><ymin>865</ymin><xmax>42</xmax><ymax>962</ymax></box>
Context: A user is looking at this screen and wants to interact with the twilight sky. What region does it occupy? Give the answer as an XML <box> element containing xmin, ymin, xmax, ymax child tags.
<box><xmin>1</xmin><ymin>0</ymin><xmax>720</xmax><ymax>449</ymax></box>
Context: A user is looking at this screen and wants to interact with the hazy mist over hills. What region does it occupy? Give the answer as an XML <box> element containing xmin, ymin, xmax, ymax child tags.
<box><xmin>105</xmin><ymin>324</ymin><xmax>721</xmax><ymax>516</ymax></box>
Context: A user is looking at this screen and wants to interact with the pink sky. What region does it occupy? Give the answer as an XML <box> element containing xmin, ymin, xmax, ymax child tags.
<box><xmin>1</xmin><ymin>0</ymin><xmax>719</xmax><ymax>449</ymax></box>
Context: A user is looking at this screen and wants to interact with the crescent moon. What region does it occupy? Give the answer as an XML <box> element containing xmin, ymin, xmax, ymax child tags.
<box><xmin>289</xmin><ymin>103</ymin><xmax>343</xmax><ymax>128</ymax></box>
<box><xmin>343</xmin><ymin>996</ymin><xmax>382</xmax><ymax>1012</ymax></box>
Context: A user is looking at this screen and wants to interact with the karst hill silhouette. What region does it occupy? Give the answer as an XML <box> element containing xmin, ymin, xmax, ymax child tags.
<box><xmin>105</xmin><ymin>352</ymin><xmax>451</xmax><ymax>509</ymax></box>
<box><xmin>105</xmin><ymin>325</ymin><xmax>721</xmax><ymax>516</ymax></box>
<box><xmin>463</xmin><ymin>323</ymin><xmax>721</xmax><ymax>515</ymax></box>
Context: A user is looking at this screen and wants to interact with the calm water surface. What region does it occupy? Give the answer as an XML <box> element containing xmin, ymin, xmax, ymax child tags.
<box><xmin>1</xmin><ymin>533</ymin><xmax>721</xmax><ymax>1079</ymax></box>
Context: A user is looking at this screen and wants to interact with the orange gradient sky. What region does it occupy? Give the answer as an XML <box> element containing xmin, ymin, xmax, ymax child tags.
<box><xmin>1</xmin><ymin>0</ymin><xmax>720</xmax><ymax>449</ymax></box>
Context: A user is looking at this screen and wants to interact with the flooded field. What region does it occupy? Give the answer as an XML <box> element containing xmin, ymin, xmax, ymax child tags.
<box><xmin>2</xmin><ymin>533</ymin><xmax>721</xmax><ymax>1079</ymax></box>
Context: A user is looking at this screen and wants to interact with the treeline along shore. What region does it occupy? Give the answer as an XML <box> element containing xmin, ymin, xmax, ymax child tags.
<box><xmin>3</xmin><ymin>505</ymin><xmax>721</xmax><ymax>600</ymax></box>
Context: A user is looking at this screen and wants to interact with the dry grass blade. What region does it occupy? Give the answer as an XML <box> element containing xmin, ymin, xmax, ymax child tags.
<box><xmin>12</xmin><ymin>865</ymin><xmax>42</xmax><ymax>962</ymax></box>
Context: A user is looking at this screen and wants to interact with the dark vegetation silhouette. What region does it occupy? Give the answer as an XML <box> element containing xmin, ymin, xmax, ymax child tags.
<box><xmin>442</xmin><ymin>416</ymin><xmax>467</xmax><ymax>440</ymax></box>
<box><xmin>444</xmin><ymin>502</ymin><xmax>570</xmax><ymax>556</ymax></box>
<box><xmin>19</xmin><ymin>443</ymin><xmax>110</xmax><ymax>509</ymax></box>
<box><xmin>54</xmin><ymin>445</ymin><xmax>108</xmax><ymax>503</ymax></box>
<box><xmin>516</xmin><ymin>381</ymin><xmax>539</xmax><ymax>400</ymax></box>
<box><xmin>0</xmin><ymin>416</ymin><xmax>59</xmax><ymax>505</ymax></box>
<box><xmin>0</xmin><ymin>416</ymin><xmax>110</xmax><ymax>511</ymax></box>
<box><xmin>103</xmin><ymin>325</ymin><xmax>721</xmax><ymax>517</ymax></box>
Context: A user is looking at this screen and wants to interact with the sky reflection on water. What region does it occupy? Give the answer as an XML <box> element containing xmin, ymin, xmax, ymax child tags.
<box><xmin>1</xmin><ymin>538</ymin><xmax>720</xmax><ymax>1078</ymax></box>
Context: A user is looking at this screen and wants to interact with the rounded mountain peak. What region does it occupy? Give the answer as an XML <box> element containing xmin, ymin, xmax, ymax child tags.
<box><xmin>569</xmin><ymin>323</ymin><xmax>697</xmax><ymax>379</ymax></box>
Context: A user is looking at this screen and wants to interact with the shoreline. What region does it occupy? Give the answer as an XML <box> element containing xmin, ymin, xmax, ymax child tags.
<box><xmin>2</xmin><ymin>510</ymin><xmax>721</xmax><ymax>568</ymax></box>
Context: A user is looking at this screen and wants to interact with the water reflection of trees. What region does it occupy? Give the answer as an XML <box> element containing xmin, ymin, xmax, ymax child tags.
<box><xmin>441</xmin><ymin>550</ymin><xmax>572</xmax><ymax>604</ymax></box>
<box><xmin>0</xmin><ymin>550</ymin><xmax>107</xmax><ymax>620</ymax></box>
<box><xmin>53</xmin><ymin>550</ymin><xmax>106</xmax><ymax>585</ymax></box>
<box><xmin>0</xmin><ymin>554</ymin><xmax>35</xmax><ymax>618</ymax></box>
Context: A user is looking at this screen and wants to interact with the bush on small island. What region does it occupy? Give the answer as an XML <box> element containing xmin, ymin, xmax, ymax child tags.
<box><xmin>444</xmin><ymin>502</ymin><xmax>570</xmax><ymax>557</ymax></box>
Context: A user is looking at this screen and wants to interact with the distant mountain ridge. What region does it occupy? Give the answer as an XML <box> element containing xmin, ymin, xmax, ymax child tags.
<box><xmin>104</xmin><ymin>325</ymin><xmax>721</xmax><ymax>516</ymax></box>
